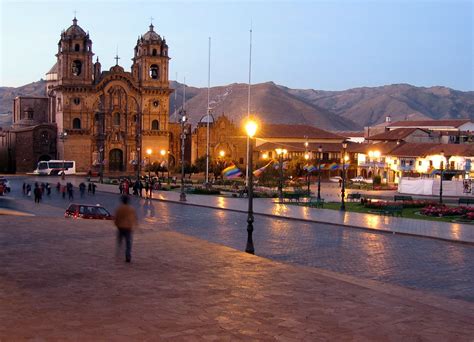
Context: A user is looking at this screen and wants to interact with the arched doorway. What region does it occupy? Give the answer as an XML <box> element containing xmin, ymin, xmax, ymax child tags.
<box><xmin>109</xmin><ymin>149</ymin><xmax>123</xmax><ymax>171</ymax></box>
<box><xmin>38</xmin><ymin>155</ymin><xmax>52</xmax><ymax>162</ymax></box>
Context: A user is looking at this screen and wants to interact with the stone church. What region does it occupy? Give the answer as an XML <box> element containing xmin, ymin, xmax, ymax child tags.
<box><xmin>2</xmin><ymin>17</ymin><xmax>173</xmax><ymax>174</ymax></box>
<box><xmin>48</xmin><ymin>17</ymin><xmax>173</xmax><ymax>173</ymax></box>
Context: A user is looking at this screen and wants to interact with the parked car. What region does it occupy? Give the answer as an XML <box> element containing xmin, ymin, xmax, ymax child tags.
<box><xmin>329</xmin><ymin>176</ymin><xmax>342</xmax><ymax>183</ymax></box>
<box><xmin>65</xmin><ymin>204</ymin><xmax>113</xmax><ymax>220</ymax></box>
<box><xmin>350</xmin><ymin>176</ymin><xmax>373</xmax><ymax>184</ymax></box>
<box><xmin>0</xmin><ymin>178</ymin><xmax>11</xmax><ymax>193</ymax></box>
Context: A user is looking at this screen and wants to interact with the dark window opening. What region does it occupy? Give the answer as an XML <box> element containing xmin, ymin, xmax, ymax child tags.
<box><xmin>152</xmin><ymin>120</ymin><xmax>159</xmax><ymax>130</ymax></box>
<box><xmin>149</xmin><ymin>64</ymin><xmax>159</xmax><ymax>79</ymax></box>
<box><xmin>73</xmin><ymin>118</ymin><xmax>81</xmax><ymax>129</ymax></box>
<box><xmin>73</xmin><ymin>98</ymin><xmax>80</xmax><ymax>105</ymax></box>
<box><xmin>75</xmin><ymin>44</ymin><xmax>80</xmax><ymax>52</ymax></box>
<box><xmin>239</xmin><ymin>157</ymin><xmax>244</xmax><ymax>164</ymax></box>
<box><xmin>113</xmin><ymin>113</ymin><xmax>120</xmax><ymax>126</ymax></box>
<box><xmin>72</xmin><ymin>60</ymin><xmax>82</xmax><ymax>76</ymax></box>
<box><xmin>133</xmin><ymin>115</ymin><xmax>137</xmax><ymax>123</ymax></box>
<box><xmin>152</xmin><ymin>48</ymin><xmax>157</xmax><ymax>56</ymax></box>
<box><xmin>24</xmin><ymin>109</ymin><xmax>34</xmax><ymax>120</ymax></box>
<box><xmin>153</xmin><ymin>100</ymin><xmax>159</xmax><ymax>107</ymax></box>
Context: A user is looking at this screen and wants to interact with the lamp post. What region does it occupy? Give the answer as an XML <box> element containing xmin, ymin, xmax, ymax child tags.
<box><xmin>245</xmin><ymin>119</ymin><xmax>258</xmax><ymax>254</ymax></box>
<box><xmin>59</xmin><ymin>131</ymin><xmax>68</xmax><ymax>180</ymax></box>
<box><xmin>304</xmin><ymin>140</ymin><xmax>310</xmax><ymax>195</ymax></box>
<box><xmin>136</xmin><ymin>147</ymin><xmax>141</xmax><ymax>180</ymax></box>
<box><xmin>317</xmin><ymin>145</ymin><xmax>323</xmax><ymax>201</ymax></box>
<box><xmin>99</xmin><ymin>147</ymin><xmax>104</xmax><ymax>183</ymax></box>
<box><xmin>340</xmin><ymin>141</ymin><xmax>348</xmax><ymax>211</ymax></box>
<box><xmin>179</xmin><ymin>110</ymin><xmax>187</xmax><ymax>202</ymax></box>
<box><xmin>276</xmin><ymin>148</ymin><xmax>287</xmax><ymax>203</ymax></box>
<box><xmin>146</xmin><ymin>149</ymin><xmax>152</xmax><ymax>180</ymax></box>
<box><xmin>160</xmin><ymin>149</ymin><xmax>168</xmax><ymax>180</ymax></box>
<box><xmin>439</xmin><ymin>152</ymin><xmax>451</xmax><ymax>204</ymax></box>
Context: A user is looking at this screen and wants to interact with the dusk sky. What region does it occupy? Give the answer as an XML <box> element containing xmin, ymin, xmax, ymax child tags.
<box><xmin>1</xmin><ymin>0</ymin><xmax>472</xmax><ymax>91</ymax></box>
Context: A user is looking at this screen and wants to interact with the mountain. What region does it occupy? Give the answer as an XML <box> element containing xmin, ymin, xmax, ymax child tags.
<box><xmin>285</xmin><ymin>84</ymin><xmax>474</xmax><ymax>127</ymax></box>
<box><xmin>0</xmin><ymin>80</ymin><xmax>46</xmax><ymax>126</ymax></box>
<box><xmin>2</xmin><ymin>80</ymin><xmax>473</xmax><ymax>131</ymax></box>
<box><xmin>170</xmin><ymin>81</ymin><xmax>358</xmax><ymax>130</ymax></box>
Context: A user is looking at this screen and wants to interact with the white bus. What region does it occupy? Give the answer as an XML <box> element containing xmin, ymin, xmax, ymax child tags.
<box><xmin>34</xmin><ymin>160</ymin><xmax>76</xmax><ymax>176</ymax></box>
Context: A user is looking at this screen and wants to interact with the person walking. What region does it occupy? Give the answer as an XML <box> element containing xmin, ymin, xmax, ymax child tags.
<box><xmin>91</xmin><ymin>183</ymin><xmax>97</xmax><ymax>195</ymax></box>
<box><xmin>88</xmin><ymin>183</ymin><xmax>92</xmax><ymax>194</ymax></box>
<box><xmin>114</xmin><ymin>195</ymin><xmax>138</xmax><ymax>263</ymax></box>
<box><xmin>33</xmin><ymin>183</ymin><xmax>42</xmax><ymax>203</ymax></box>
<box><xmin>79</xmin><ymin>182</ymin><xmax>86</xmax><ymax>198</ymax></box>
<box><xmin>26</xmin><ymin>184</ymin><xmax>32</xmax><ymax>197</ymax></box>
<box><xmin>46</xmin><ymin>183</ymin><xmax>51</xmax><ymax>196</ymax></box>
<box><xmin>61</xmin><ymin>184</ymin><xmax>67</xmax><ymax>199</ymax></box>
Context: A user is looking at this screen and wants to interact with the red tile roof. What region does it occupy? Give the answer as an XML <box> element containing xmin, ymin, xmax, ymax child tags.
<box><xmin>256</xmin><ymin>124</ymin><xmax>344</xmax><ymax>140</ymax></box>
<box><xmin>389</xmin><ymin>143</ymin><xmax>474</xmax><ymax>157</ymax></box>
<box><xmin>368</xmin><ymin>128</ymin><xmax>429</xmax><ymax>141</ymax></box>
<box><xmin>388</xmin><ymin>119</ymin><xmax>471</xmax><ymax>128</ymax></box>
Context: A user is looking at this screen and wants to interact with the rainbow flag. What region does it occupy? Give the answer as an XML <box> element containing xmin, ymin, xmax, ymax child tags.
<box><xmin>253</xmin><ymin>160</ymin><xmax>273</xmax><ymax>177</ymax></box>
<box><xmin>329</xmin><ymin>163</ymin><xmax>339</xmax><ymax>170</ymax></box>
<box><xmin>427</xmin><ymin>166</ymin><xmax>439</xmax><ymax>176</ymax></box>
<box><xmin>222</xmin><ymin>164</ymin><xmax>242</xmax><ymax>178</ymax></box>
<box><xmin>304</xmin><ymin>164</ymin><xmax>317</xmax><ymax>173</ymax></box>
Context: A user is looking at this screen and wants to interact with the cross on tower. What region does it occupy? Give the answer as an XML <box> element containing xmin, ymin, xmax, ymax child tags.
<box><xmin>73</xmin><ymin>10</ymin><xmax>77</xmax><ymax>19</ymax></box>
<box><xmin>114</xmin><ymin>54</ymin><xmax>120</xmax><ymax>66</ymax></box>
<box><xmin>150</xmin><ymin>16</ymin><xmax>154</xmax><ymax>24</ymax></box>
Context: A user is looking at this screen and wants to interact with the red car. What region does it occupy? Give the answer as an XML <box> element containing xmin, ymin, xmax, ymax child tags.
<box><xmin>65</xmin><ymin>204</ymin><xmax>113</xmax><ymax>220</ymax></box>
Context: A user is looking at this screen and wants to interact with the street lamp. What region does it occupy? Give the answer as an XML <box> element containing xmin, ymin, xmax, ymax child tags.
<box><xmin>146</xmin><ymin>149</ymin><xmax>152</xmax><ymax>180</ymax></box>
<box><xmin>340</xmin><ymin>141</ymin><xmax>348</xmax><ymax>211</ymax></box>
<box><xmin>275</xmin><ymin>148</ymin><xmax>287</xmax><ymax>203</ymax></box>
<box><xmin>317</xmin><ymin>145</ymin><xmax>323</xmax><ymax>201</ymax></box>
<box><xmin>99</xmin><ymin>147</ymin><xmax>104</xmax><ymax>183</ymax></box>
<box><xmin>304</xmin><ymin>140</ymin><xmax>310</xmax><ymax>195</ymax></box>
<box><xmin>439</xmin><ymin>151</ymin><xmax>451</xmax><ymax>204</ymax></box>
<box><xmin>244</xmin><ymin>119</ymin><xmax>258</xmax><ymax>254</ymax></box>
<box><xmin>179</xmin><ymin>110</ymin><xmax>188</xmax><ymax>202</ymax></box>
<box><xmin>160</xmin><ymin>149</ymin><xmax>167</xmax><ymax>179</ymax></box>
<box><xmin>59</xmin><ymin>131</ymin><xmax>68</xmax><ymax>180</ymax></box>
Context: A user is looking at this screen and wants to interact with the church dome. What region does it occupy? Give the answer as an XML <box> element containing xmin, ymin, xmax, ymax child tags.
<box><xmin>142</xmin><ymin>23</ymin><xmax>161</xmax><ymax>42</ymax></box>
<box><xmin>63</xmin><ymin>17</ymin><xmax>87</xmax><ymax>38</ymax></box>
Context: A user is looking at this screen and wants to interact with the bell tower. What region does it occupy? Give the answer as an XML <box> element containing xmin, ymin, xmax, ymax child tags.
<box><xmin>56</xmin><ymin>17</ymin><xmax>94</xmax><ymax>86</ymax></box>
<box><xmin>131</xmin><ymin>23</ymin><xmax>170</xmax><ymax>88</ymax></box>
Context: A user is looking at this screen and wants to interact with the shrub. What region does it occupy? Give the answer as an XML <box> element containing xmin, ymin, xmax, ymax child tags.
<box><xmin>420</xmin><ymin>205</ymin><xmax>467</xmax><ymax>217</ymax></box>
<box><xmin>363</xmin><ymin>199</ymin><xmax>437</xmax><ymax>209</ymax></box>
<box><xmin>373</xmin><ymin>175</ymin><xmax>382</xmax><ymax>185</ymax></box>
<box><xmin>189</xmin><ymin>187</ymin><xmax>220</xmax><ymax>195</ymax></box>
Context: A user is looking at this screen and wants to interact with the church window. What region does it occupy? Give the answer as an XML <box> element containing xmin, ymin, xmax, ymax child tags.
<box><xmin>73</xmin><ymin>118</ymin><xmax>81</xmax><ymax>129</ymax></box>
<box><xmin>153</xmin><ymin>100</ymin><xmax>159</xmax><ymax>107</ymax></box>
<box><xmin>113</xmin><ymin>113</ymin><xmax>120</xmax><ymax>126</ymax></box>
<box><xmin>133</xmin><ymin>115</ymin><xmax>137</xmax><ymax>123</ymax></box>
<box><xmin>72</xmin><ymin>60</ymin><xmax>82</xmax><ymax>76</ymax></box>
<box><xmin>152</xmin><ymin>48</ymin><xmax>157</xmax><ymax>56</ymax></box>
<box><xmin>75</xmin><ymin>44</ymin><xmax>80</xmax><ymax>52</ymax></box>
<box><xmin>73</xmin><ymin>97</ymin><xmax>80</xmax><ymax>105</ymax></box>
<box><xmin>24</xmin><ymin>108</ymin><xmax>34</xmax><ymax>120</ymax></box>
<box><xmin>149</xmin><ymin>64</ymin><xmax>159</xmax><ymax>79</ymax></box>
<box><xmin>152</xmin><ymin>120</ymin><xmax>159</xmax><ymax>130</ymax></box>
<box><xmin>94</xmin><ymin>113</ymin><xmax>100</xmax><ymax>122</ymax></box>
<box><xmin>40</xmin><ymin>131</ymin><xmax>49</xmax><ymax>145</ymax></box>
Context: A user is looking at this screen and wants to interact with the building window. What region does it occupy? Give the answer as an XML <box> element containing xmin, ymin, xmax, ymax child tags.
<box><xmin>133</xmin><ymin>115</ymin><xmax>137</xmax><ymax>123</ymax></box>
<box><xmin>151</xmin><ymin>120</ymin><xmax>159</xmax><ymax>130</ymax></box>
<box><xmin>152</xmin><ymin>48</ymin><xmax>157</xmax><ymax>56</ymax></box>
<box><xmin>149</xmin><ymin>64</ymin><xmax>159</xmax><ymax>79</ymax></box>
<box><xmin>113</xmin><ymin>113</ymin><xmax>120</xmax><ymax>126</ymax></box>
<box><xmin>429</xmin><ymin>160</ymin><xmax>433</xmax><ymax>167</ymax></box>
<box><xmin>72</xmin><ymin>118</ymin><xmax>81</xmax><ymax>129</ymax></box>
<box><xmin>75</xmin><ymin>44</ymin><xmax>80</xmax><ymax>52</ymax></box>
<box><xmin>24</xmin><ymin>108</ymin><xmax>34</xmax><ymax>120</ymax></box>
<box><xmin>394</xmin><ymin>159</ymin><xmax>398</xmax><ymax>165</ymax></box>
<box><xmin>239</xmin><ymin>157</ymin><xmax>244</xmax><ymax>164</ymax></box>
<box><xmin>418</xmin><ymin>161</ymin><xmax>422</xmax><ymax>166</ymax></box>
<box><xmin>72</xmin><ymin>60</ymin><xmax>82</xmax><ymax>76</ymax></box>
<box><xmin>153</xmin><ymin>100</ymin><xmax>159</xmax><ymax>107</ymax></box>
<box><xmin>73</xmin><ymin>98</ymin><xmax>80</xmax><ymax>105</ymax></box>
<box><xmin>409</xmin><ymin>160</ymin><xmax>414</xmax><ymax>166</ymax></box>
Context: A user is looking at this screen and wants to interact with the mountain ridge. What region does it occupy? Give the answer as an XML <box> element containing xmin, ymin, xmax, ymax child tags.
<box><xmin>1</xmin><ymin>80</ymin><xmax>473</xmax><ymax>130</ymax></box>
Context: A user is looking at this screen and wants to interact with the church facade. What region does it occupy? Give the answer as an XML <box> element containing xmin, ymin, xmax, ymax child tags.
<box><xmin>43</xmin><ymin>17</ymin><xmax>173</xmax><ymax>174</ymax></box>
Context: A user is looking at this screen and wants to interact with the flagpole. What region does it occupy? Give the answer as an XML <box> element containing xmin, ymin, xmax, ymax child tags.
<box><xmin>206</xmin><ymin>37</ymin><xmax>211</xmax><ymax>185</ymax></box>
<box><xmin>245</xmin><ymin>23</ymin><xmax>253</xmax><ymax>186</ymax></box>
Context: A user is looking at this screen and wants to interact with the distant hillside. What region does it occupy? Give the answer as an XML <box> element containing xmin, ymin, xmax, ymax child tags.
<box><xmin>2</xmin><ymin>80</ymin><xmax>473</xmax><ymax>131</ymax></box>
<box><xmin>170</xmin><ymin>81</ymin><xmax>358</xmax><ymax>131</ymax></box>
<box><xmin>0</xmin><ymin>80</ymin><xmax>46</xmax><ymax>126</ymax></box>
<box><xmin>284</xmin><ymin>84</ymin><xmax>474</xmax><ymax>127</ymax></box>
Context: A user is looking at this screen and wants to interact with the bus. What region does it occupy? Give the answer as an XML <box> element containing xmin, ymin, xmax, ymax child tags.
<box><xmin>33</xmin><ymin>160</ymin><xmax>76</xmax><ymax>176</ymax></box>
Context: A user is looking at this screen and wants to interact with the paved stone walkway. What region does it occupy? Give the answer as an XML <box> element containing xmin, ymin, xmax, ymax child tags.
<box><xmin>1</xmin><ymin>216</ymin><xmax>473</xmax><ymax>340</ymax></box>
<box><xmin>94</xmin><ymin>181</ymin><xmax>474</xmax><ymax>244</ymax></box>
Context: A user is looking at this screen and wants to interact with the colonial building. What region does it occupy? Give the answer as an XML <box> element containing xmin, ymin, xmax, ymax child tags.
<box><xmin>0</xmin><ymin>17</ymin><xmax>173</xmax><ymax>174</ymax></box>
<box><xmin>45</xmin><ymin>18</ymin><xmax>173</xmax><ymax>174</ymax></box>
